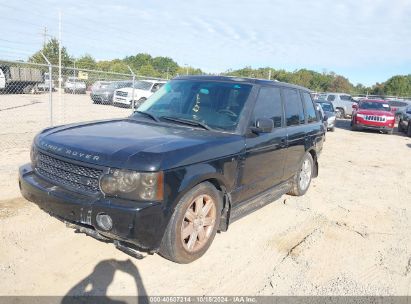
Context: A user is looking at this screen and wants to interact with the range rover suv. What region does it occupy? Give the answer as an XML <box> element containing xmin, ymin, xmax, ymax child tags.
<box><xmin>19</xmin><ymin>76</ymin><xmax>325</xmax><ymax>263</ymax></box>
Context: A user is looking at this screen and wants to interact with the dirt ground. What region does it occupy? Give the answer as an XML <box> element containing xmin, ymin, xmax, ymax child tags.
<box><xmin>0</xmin><ymin>93</ymin><xmax>410</xmax><ymax>296</ymax></box>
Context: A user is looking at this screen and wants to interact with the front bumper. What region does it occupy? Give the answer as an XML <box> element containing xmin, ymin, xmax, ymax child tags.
<box><xmin>91</xmin><ymin>93</ymin><xmax>113</xmax><ymax>103</ymax></box>
<box><xmin>19</xmin><ymin>164</ymin><xmax>167</xmax><ymax>252</ymax></box>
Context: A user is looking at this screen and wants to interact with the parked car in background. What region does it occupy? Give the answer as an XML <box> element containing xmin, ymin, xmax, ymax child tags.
<box><xmin>19</xmin><ymin>75</ymin><xmax>325</xmax><ymax>263</ymax></box>
<box><xmin>113</xmin><ymin>80</ymin><xmax>166</xmax><ymax>108</ymax></box>
<box><xmin>317</xmin><ymin>100</ymin><xmax>336</xmax><ymax>131</ymax></box>
<box><xmin>90</xmin><ymin>81</ymin><xmax>133</xmax><ymax>104</ymax></box>
<box><xmin>388</xmin><ymin>100</ymin><xmax>411</xmax><ymax>119</ymax></box>
<box><xmin>351</xmin><ymin>99</ymin><xmax>395</xmax><ymax>134</ymax></box>
<box><xmin>36</xmin><ymin>72</ymin><xmax>55</xmax><ymax>92</ymax></box>
<box><xmin>64</xmin><ymin>77</ymin><xmax>87</xmax><ymax>94</ymax></box>
<box><xmin>317</xmin><ymin>93</ymin><xmax>357</xmax><ymax>118</ymax></box>
<box><xmin>397</xmin><ymin>105</ymin><xmax>411</xmax><ymax>136</ymax></box>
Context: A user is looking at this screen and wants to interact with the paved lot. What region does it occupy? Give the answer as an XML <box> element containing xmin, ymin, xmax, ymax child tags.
<box><xmin>0</xmin><ymin>93</ymin><xmax>410</xmax><ymax>296</ymax></box>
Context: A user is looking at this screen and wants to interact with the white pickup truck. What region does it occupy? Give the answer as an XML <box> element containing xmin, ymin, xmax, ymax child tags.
<box><xmin>113</xmin><ymin>79</ymin><xmax>166</xmax><ymax>108</ymax></box>
<box><xmin>0</xmin><ymin>65</ymin><xmax>43</xmax><ymax>93</ymax></box>
<box><xmin>317</xmin><ymin>93</ymin><xmax>357</xmax><ymax>118</ymax></box>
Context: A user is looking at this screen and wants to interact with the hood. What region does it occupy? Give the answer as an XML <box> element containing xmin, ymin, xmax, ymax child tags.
<box><xmin>35</xmin><ymin>119</ymin><xmax>244</xmax><ymax>171</ymax></box>
<box><xmin>117</xmin><ymin>88</ymin><xmax>147</xmax><ymax>94</ymax></box>
<box><xmin>92</xmin><ymin>87</ymin><xmax>115</xmax><ymax>95</ymax></box>
<box><xmin>357</xmin><ymin>109</ymin><xmax>394</xmax><ymax>116</ymax></box>
<box><xmin>324</xmin><ymin>110</ymin><xmax>335</xmax><ymax>117</ymax></box>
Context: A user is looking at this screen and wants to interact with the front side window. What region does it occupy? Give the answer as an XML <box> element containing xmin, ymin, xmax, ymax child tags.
<box><xmin>283</xmin><ymin>88</ymin><xmax>305</xmax><ymax>126</ymax></box>
<box><xmin>252</xmin><ymin>87</ymin><xmax>283</xmax><ymax>128</ymax></box>
<box><xmin>340</xmin><ymin>95</ymin><xmax>352</xmax><ymax>101</ymax></box>
<box><xmin>327</xmin><ymin>95</ymin><xmax>336</xmax><ymax>102</ymax></box>
<box><xmin>302</xmin><ymin>92</ymin><xmax>318</xmax><ymax>123</ymax></box>
<box><xmin>136</xmin><ymin>80</ymin><xmax>252</xmax><ymax>131</ymax></box>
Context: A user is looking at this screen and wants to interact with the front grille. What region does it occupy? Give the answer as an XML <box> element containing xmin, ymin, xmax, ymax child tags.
<box><xmin>36</xmin><ymin>152</ymin><xmax>103</xmax><ymax>194</ymax></box>
<box><xmin>116</xmin><ymin>90</ymin><xmax>128</xmax><ymax>97</ymax></box>
<box><xmin>365</xmin><ymin>115</ymin><xmax>386</xmax><ymax>122</ymax></box>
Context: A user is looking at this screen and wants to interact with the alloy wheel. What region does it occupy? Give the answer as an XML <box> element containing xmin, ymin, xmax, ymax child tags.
<box><xmin>181</xmin><ymin>194</ymin><xmax>217</xmax><ymax>252</ymax></box>
<box><xmin>299</xmin><ymin>159</ymin><xmax>312</xmax><ymax>191</ymax></box>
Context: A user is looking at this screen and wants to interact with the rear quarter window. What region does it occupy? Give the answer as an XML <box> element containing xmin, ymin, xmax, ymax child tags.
<box><xmin>301</xmin><ymin>92</ymin><xmax>318</xmax><ymax>123</ymax></box>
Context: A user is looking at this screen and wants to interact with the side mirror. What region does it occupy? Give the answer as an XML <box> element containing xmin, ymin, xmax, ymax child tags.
<box><xmin>323</xmin><ymin>115</ymin><xmax>328</xmax><ymax>122</ymax></box>
<box><xmin>251</xmin><ymin>118</ymin><xmax>274</xmax><ymax>134</ymax></box>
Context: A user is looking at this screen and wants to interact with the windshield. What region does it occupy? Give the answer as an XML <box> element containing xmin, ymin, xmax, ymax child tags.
<box><xmin>318</xmin><ymin>94</ymin><xmax>327</xmax><ymax>100</ymax></box>
<box><xmin>359</xmin><ymin>101</ymin><xmax>391</xmax><ymax>111</ymax></box>
<box><xmin>319</xmin><ymin>102</ymin><xmax>334</xmax><ymax>112</ymax></box>
<box><xmin>135</xmin><ymin>80</ymin><xmax>252</xmax><ymax>131</ymax></box>
<box><xmin>133</xmin><ymin>81</ymin><xmax>152</xmax><ymax>90</ymax></box>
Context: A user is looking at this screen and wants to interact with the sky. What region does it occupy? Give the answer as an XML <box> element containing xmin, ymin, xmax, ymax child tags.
<box><xmin>0</xmin><ymin>0</ymin><xmax>410</xmax><ymax>86</ymax></box>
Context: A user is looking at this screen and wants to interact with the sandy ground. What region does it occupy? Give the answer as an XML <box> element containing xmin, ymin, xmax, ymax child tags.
<box><xmin>0</xmin><ymin>93</ymin><xmax>410</xmax><ymax>296</ymax></box>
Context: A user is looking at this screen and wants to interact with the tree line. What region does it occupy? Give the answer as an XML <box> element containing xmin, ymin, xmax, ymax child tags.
<box><xmin>29</xmin><ymin>38</ymin><xmax>411</xmax><ymax>97</ymax></box>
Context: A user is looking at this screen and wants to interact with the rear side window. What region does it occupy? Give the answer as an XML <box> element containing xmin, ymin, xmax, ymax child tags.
<box><xmin>340</xmin><ymin>95</ymin><xmax>352</xmax><ymax>101</ymax></box>
<box><xmin>283</xmin><ymin>88</ymin><xmax>305</xmax><ymax>126</ymax></box>
<box><xmin>252</xmin><ymin>87</ymin><xmax>283</xmax><ymax>128</ymax></box>
<box><xmin>327</xmin><ymin>95</ymin><xmax>335</xmax><ymax>101</ymax></box>
<box><xmin>302</xmin><ymin>92</ymin><xmax>318</xmax><ymax>123</ymax></box>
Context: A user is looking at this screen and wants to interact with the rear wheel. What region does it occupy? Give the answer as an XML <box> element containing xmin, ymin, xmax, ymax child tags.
<box><xmin>159</xmin><ymin>182</ymin><xmax>222</xmax><ymax>263</ymax></box>
<box><xmin>288</xmin><ymin>153</ymin><xmax>314</xmax><ymax>196</ymax></box>
<box><xmin>398</xmin><ymin>121</ymin><xmax>404</xmax><ymax>132</ymax></box>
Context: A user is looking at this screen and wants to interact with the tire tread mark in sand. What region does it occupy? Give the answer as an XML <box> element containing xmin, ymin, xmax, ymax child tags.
<box><xmin>0</xmin><ymin>101</ymin><xmax>41</xmax><ymax>112</ymax></box>
<box><xmin>258</xmin><ymin>228</ymin><xmax>320</xmax><ymax>293</ymax></box>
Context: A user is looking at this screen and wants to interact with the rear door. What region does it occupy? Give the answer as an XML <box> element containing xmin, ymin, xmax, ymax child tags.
<box><xmin>237</xmin><ymin>86</ymin><xmax>287</xmax><ymax>202</ymax></box>
<box><xmin>283</xmin><ymin>88</ymin><xmax>307</xmax><ymax>180</ymax></box>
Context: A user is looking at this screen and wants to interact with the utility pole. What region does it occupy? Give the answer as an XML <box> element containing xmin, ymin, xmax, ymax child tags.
<box><xmin>166</xmin><ymin>66</ymin><xmax>169</xmax><ymax>80</ymax></box>
<box><xmin>268</xmin><ymin>69</ymin><xmax>271</xmax><ymax>80</ymax></box>
<box><xmin>42</xmin><ymin>27</ymin><xmax>48</xmax><ymax>47</ymax></box>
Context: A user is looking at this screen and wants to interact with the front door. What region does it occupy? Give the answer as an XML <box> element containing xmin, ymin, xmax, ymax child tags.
<box><xmin>235</xmin><ymin>86</ymin><xmax>287</xmax><ymax>203</ymax></box>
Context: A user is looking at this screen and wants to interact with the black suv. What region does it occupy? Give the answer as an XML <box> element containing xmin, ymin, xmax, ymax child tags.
<box><xmin>19</xmin><ymin>76</ymin><xmax>325</xmax><ymax>263</ymax></box>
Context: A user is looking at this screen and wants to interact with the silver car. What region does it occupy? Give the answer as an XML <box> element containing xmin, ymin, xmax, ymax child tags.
<box><xmin>317</xmin><ymin>100</ymin><xmax>336</xmax><ymax>131</ymax></box>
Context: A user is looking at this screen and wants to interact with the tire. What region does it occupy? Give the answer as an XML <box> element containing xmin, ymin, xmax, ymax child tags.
<box><xmin>134</xmin><ymin>98</ymin><xmax>147</xmax><ymax>109</ymax></box>
<box><xmin>398</xmin><ymin>121</ymin><xmax>404</xmax><ymax>132</ymax></box>
<box><xmin>330</xmin><ymin>126</ymin><xmax>335</xmax><ymax>132</ymax></box>
<box><xmin>288</xmin><ymin>153</ymin><xmax>314</xmax><ymax>197</ymax></box>
<box><xmin>351</xmin><ymin>121</ymin><xmax>358</xmax><ymax>131</ymax></box>
<box><xmin>407</xmin><ymin>124</ymin><xmax>411</xmax><ymax>137</ymax></box>
<box><xmin>159</xmin><ymin>182</ymin><xmax>222</xmax><ymax>263</ymax></box>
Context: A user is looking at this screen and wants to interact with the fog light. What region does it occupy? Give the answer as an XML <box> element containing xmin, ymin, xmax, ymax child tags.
<box><xmin>96</xmin><ymin>213</ymin><xmax>113</xmax><ymax>231</ymax></box>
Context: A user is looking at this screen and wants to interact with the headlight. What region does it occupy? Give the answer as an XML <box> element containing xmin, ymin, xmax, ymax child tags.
<box><xmin>357</xmin><ymin>114</ymin><xmax>365</xmax><ymax>118</ymax></box>
<box><xmin>385</xmin><ymin>116</ymin><xmax>395</xmax><ymax>120</ymax></box>
<box><xmin>100</xmin><ymin>169</ymin><xmax>163</xmax><ymax>201</ymax></box>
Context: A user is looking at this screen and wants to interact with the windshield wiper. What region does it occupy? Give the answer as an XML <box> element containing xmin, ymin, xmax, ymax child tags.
<box><xmin>160</xmin><ymin>116</ymin><xmax>211</xmax><ymax>130</ymax></box>
<box><xmin>134</xmin><ymin>111</ymin><xmax>159</xmax><ymax>122</ymax></box>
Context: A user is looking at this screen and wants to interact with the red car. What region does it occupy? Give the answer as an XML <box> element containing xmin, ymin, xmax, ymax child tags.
<box><xmin>351</xmin><ymin>99</ymin><xmax>395</xmax><ymax>134</ymax></box>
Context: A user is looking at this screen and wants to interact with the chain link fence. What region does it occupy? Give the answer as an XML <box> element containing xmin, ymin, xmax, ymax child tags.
<box><xmin>0</xmin><ymin>58</ymin><xmax>165</xmax><ymax>200</ymax></box>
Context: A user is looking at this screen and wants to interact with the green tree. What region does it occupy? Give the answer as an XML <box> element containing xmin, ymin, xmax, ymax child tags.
<box><xmin>75</xmin><ymin>54</ymin><xmax>97</xmax><ymax>70</ymax></box>
<box><xmin>151</xmin><ymin>56</ymin><xmax>179</xmax><ymax>77</ymax></box>
<box><xmin>384</xmin><ymin>75</ymin><xmax>411</xmax><ymax>96</ymax></box>
<box><xmin>124</xmin><ymin>53</ymin><xmax>152</xmax><ymax>70</ymax></box>
<box><xmin>29</xmin><ymin>38</ymin><xmax>72</xmax><ymax>66</ymax></box>
<box><xmin>139</xmin><ymin>64</ymin><xmax>157</xmax><ymax>76</ymax></box>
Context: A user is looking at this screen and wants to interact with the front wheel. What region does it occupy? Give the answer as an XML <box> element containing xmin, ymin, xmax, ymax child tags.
<box><xmin>288</xmin><ymin>153</ymin><xmax>314</xmax><ymax>196</ymax></box>
<box><xmin>159</xmin><ymin>182</ymin><xmax>222</xmax><ymax>263</ymax></box>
